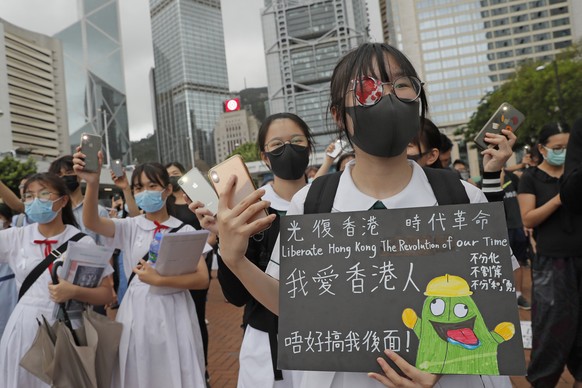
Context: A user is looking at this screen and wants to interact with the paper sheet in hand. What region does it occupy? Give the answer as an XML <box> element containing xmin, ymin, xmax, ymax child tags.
<box><xmin>53</xmin><ymin>241</ymin><xmax>114</xmax><ymax>319</ymax></box>
<box><xmin>149</xmin><ymin>229</ymin><xmax>211</xmax><ymax>295</ymax></box>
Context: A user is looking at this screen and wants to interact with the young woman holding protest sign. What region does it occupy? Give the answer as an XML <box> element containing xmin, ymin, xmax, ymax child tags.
<box><xmin>202</xmin><ymin>43</ymin><xmax>517</xmax><ymax>388</ymax></box>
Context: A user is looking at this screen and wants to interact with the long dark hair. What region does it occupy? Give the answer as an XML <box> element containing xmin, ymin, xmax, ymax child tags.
<box><xmin>165</xmin><ymin>161</ymin><xmax>187</xmax><ymax>174</ymax></box>
<box><xmin>411</xmin><ymin>118</ymin><xmax>443</xmax><ymax>169</ymax></box>
<box><xmin>257</xmin><ymin>112</ymin><xmax>315</xmax><ymax>154</ymax></box>
<box><xmin>329</xmin><ymin>43</ymin><xmax>428</xmax><ymax>139</ymax></box>
<box><xmin>23</xmin><ymin>173</ymin><xmax>79</xmax><ymax>228</ymax></box>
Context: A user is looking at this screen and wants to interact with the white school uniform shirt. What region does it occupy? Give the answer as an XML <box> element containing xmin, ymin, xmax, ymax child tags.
<box><xmin>238</xmin><ymin>183</ymin><xmax>302</xmax><ymax>388</ymax></box>
<box><xmin>0</xmin><ymin>224</ymin><xmax>106</xmax><ymax>388</ymax></box>
<box><xmin>265</xmin><ymin>160</ymin><xmax>514</xmax><ymax>388</ymax></box>
<box><xmin>72</xmin><ymin>201</ymin><xmax>109</xmax><ymax>245</ymax></box>
<box><xmin>106</xmin><ymin>215</ymin><xmax>211</xmax><ymax>388</ymax></box>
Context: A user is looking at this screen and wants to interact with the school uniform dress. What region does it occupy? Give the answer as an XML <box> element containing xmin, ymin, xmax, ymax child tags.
<box><xmin>0</xmin><ymin>263</ymin><xmax>17</xmax><ymax>337</ymax></box>
<box><xmin>108</xmin><ymin>215</ymin><xmax>207</xmax><ymax>388</ymax></box>
<box><xmin>0</xmin><ymin>224</ymin><xmax>101</xmax><ymax>388</ymax></box>
<box><xmin>228</xmin><ymin>184</ymin><xmax>302</xmax><ymax>388</ymax></box>
<box><xmin>265</xmin><ymin>160</ymin><xmax>514</xmax><ymax>388</ymax></box>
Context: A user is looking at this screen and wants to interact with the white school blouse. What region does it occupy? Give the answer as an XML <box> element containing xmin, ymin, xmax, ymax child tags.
<box><xmin>0</xmin><ymin>224</ymin><xmax>104</xmax><ymax>388</ymax></box>
<box><xmin>265</xmin><ymin>160</ymin><xmax>515</xmax><ymax>388</ymax></box>
<box><xmin>106</xmin><ymin>215</ymin><xmax>210</xmax><ymax>388</ymax></box>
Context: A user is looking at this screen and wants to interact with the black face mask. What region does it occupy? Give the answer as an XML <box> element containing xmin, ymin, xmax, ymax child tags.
<box><xmin>346</xmin><ymin>94</ymin><xmax>420</xmax><ymax>157</ymax></box>
<box><xmin>265</xmin><ymin>144</ymin><xmax>310</xmax><ymax>181</ymax></box>
<box><xmin>169</xmin><ymin>176</ymin><xmax>181</xmax><ymax>192</ymax></box>
<box><xmin>62</xmin><ymin>175</ymin><xmax>80</xmax><ymax>193</ymax></box>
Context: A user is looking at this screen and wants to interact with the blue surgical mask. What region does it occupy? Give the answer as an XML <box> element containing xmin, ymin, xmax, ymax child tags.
<box><xmin>135</xmin><ymin>190</ymin><xmax>166</xmax><ymax>213</ymax></box>
<box><xmin>25</xmin><ymin>198</ymin><xmax>61</xmax><ymax>224</ymax></box>
<box><xmin>544</xmin><ymin>148</ymin><xmax>566</xmax><ymax>166</ymax></box>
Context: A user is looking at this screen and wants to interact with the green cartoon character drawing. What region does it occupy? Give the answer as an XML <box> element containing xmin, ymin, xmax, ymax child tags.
<box><xmin>402</xmin><ymin>274</ymin><xmax>515</xmax><ymax>374</ymax></box>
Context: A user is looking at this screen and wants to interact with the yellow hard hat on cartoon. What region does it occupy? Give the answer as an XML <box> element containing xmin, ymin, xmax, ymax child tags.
<box><xmin>424</xmin><ymin>274</ymin><xmax>473</xmax><ymax>297</ymax></box>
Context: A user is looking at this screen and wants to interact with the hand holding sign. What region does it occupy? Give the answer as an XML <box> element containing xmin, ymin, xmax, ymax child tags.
<box><xmin>368</xmin><ymin>349</ymin><xmax>440</xmax><ymax>388</ymax></box>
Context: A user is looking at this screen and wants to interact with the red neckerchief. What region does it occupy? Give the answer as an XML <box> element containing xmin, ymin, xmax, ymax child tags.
<box><xmin>153</xmin><ymin>220</ymin><xmax>169</xmax><ymax>236</ymax></box>
<box><xmin>33</xmin><ymin>239</ymin><xmax>59</xmax><ymax>274</ymax></box>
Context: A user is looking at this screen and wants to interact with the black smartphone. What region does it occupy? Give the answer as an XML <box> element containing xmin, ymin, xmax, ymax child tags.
<box><xmin>473</xmin><ymin>102</ymin><xmax>525</xmax><ymax>150</ymax></box>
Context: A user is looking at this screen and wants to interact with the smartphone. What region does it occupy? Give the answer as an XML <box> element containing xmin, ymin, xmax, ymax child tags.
<box><xmin>111</xmin><ymin>159</ymin><xmax>124</xmax><ymax>178</ymax></box>
<box><xmin>473</xmin><ymin>102</ymin><xmax>525</xmax><ymax>150</ymax></box>
<box><xmin>327</xmin><ymin>139</ymin><xmax>348</xmax><ymax>158</ymax></box>
<box><xmin>208</xmin><ymin>155</ymin><xmax>268</xmax><ymax>224</ymax></box>
<box><xmin>80</xmin><ymin>133</ymin><xmax>102</xmax><ymax>172</ymax></box>
<box><xmin>178</xmin><ymin>167</ymin><xmax>219</xmax><ymax>215</ymax></box>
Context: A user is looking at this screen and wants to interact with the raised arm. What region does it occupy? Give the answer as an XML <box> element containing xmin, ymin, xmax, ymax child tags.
<box><xmin>110</xmin><ymin>169</ymin><xmax>140</xmax><ymax>217</ymax></box>
<box><xmin>73</xmin><ymin>149</ymin><xmax>116</xmax><ymax>237</ymax></box>
<box><xmin>0</xmin><ymin>180</ymin><xmax>24</xmax><ymax>214</ymax></box>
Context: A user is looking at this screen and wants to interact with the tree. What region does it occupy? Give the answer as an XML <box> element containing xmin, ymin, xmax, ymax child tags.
<box><xmin>463</xmin><ymin>42</ymin><xmax>582</xmax><ymax>146</ymax></box>
<box><xmin>0</xmin><ymin>156</ymin><xmax>37</xmax><ymax>195</ymax></box>
<box><xmin>131</xmin><ymin>133</ymin><xmax>159</xmax><ymax>165</ymax></box>
<box><xmin>228</xmin><ymin>142</ymin><xmax>260</xmax><ymax>162</ymax></box>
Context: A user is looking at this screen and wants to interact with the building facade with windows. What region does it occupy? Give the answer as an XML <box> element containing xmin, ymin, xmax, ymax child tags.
<box><xmin>54</xmin><ymin>0</ymin><xmax>132</xmax><ymax>165</ymax></box>
<box><xmin>261</xmin><ymin>0</ymin><xmax>369</xmax><ymax>150</ymax></box>
<box><xmin>150</xmin><ymin>0</ymin><xmax>229</xmax><ymax>170</ymax></box>
<box><xmin>214</xmin><ymin>109</ymin><xmax>260</xmax><ymax>164</ymax></box>
<box><xmin>0</xmin><ymin>19</ymin><xmax>69</xmax><ymax>159</ymax></box>
<box><xmin>381</xmin><ymin>0</ymin><xmax>582</xmax><ymax>132</ymax></box>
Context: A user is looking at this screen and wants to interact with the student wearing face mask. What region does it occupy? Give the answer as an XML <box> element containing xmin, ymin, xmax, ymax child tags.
<box><xmin>48</xmin><ymin>155</ymin><xmax>110</xmax><ymax>244</ymax></box>
<box><xmin>518</xmin><ymin>123</ymin><xmax>582</xmax><ymax>388</ymax></box>
<box><xmin>165</xmin><ymin>161</ymin><xmax>212</xmax><ymax>385</ymax></box>
<box><xmin>0</xmin><ymin>173</ymin><xmax>114</xmax><ymax>388</ymax></box>
<box><xmin>73</xmin><ymin>152</ymin><xmax>211</xmax><ymax>388</ymax></box>
<box><xmin>193</xmin><ymin>112</ymin><xmax>314</xmax><ymax>388</ymax></box>
<box><xmin>199</xmin><ymin>43</ymin><xmax>519</xmax><ymax>388</ymax></box>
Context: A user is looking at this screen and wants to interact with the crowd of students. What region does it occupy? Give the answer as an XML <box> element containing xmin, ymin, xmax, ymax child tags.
<box><xmin>0</xmin><ymin>42</ymin><xmax>581</xmax><ymax>388</ymax></box>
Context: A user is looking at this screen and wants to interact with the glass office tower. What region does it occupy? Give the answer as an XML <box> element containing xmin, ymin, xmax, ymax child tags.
<box><xmin>262</xmin><ymin>0</ymin><xmax>369</xmax><ymax>150</ymax></box>
<box><xmin>381</xmin><ymin>0</ymin><xmax>582</xmax><ymax>131</ymax></box>
<box><xmin>150</xmin><ymin>0</ymin><xmax>229</xmax><ymax>170</ymax></box>
<box><xmin>54</xmin><ymin>0</ymin><xmax>132</xmax><ymax>164</ymax></box>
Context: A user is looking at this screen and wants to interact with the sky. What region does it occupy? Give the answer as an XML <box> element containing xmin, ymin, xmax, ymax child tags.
<box><xmin>0</xmin><ymin>0</ymin><xmax>382</xmax><ymax>141</ymax></box>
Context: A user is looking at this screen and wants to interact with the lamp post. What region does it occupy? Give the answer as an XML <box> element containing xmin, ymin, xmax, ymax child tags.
<box><xmin>99</xmin><ymin>107</ymin><xmax>112</xmax><ymax>166</ymax></box>
<box><xmin>536</xmin><ymin>61</ymin><xmax>566</xmax><ymax>125</ymax></box>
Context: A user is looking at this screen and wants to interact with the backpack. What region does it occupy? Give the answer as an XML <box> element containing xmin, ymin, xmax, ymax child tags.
<box><xmin>304</xmin><ymin>167</ymin><xmax>469</xmax><ymax>214</ymax></box>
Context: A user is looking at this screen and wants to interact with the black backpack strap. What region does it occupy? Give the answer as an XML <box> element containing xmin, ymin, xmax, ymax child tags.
<box><xmin>422</xmin><ymin>167</ymin><xmax>470</xmax><ymax>205</ymax></box>
<box><xmin>18</xmin><ymin>232</ymin><xmax>86</xmax><ymax>301</ymax></box>
<box><xmin>127</xmin><ymin>223</ymin><xmax>186</xmax><ymax>286</ymax></box>
<box><xmin>304</xmin><ymin>172</ymin><xmax>342</xmax><ymax>214</ymax></box>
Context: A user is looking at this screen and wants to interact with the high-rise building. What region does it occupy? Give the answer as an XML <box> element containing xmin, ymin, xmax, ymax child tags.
<box><xmin>53</xmin><ymin>0</ymin><xmax>131</xmax><ymax>165</ymax></box>
<box><xmin>261</xmin><ymin>0</ymin><xmax>369</xmax><ymax>150</ymax></box>
<box><xmin>150</xmin><ymin>0</ymin><xmax>230</xmax><ymax>170</ymax></box>
<box><xmin>214</xmin><ymin>104</ymin><xmax>260</xmax><ymax>164</ymax></box>
<box><xmin>381</xmin><ymin>0</ymin><xmax>582</xmax><ymax>132</ymax></box>
<box><xmin>0</xmin><ymin>19</ymin><xmax>69</xmax><ymax>159</ymax></box>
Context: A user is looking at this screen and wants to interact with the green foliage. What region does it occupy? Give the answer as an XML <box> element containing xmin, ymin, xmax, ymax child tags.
<box><xmin>131</xmin><ymin>133</ymin><xmax>159</xmax><ymax>164</ymax></box>
<box><xmin>464</xmin><ymin>43</ymin><xmax>582</xmax><ymax>146</ymax></box>
<box><xmin>228</xmin><ymin>142</ymin><xmax>260</xmax><ymax>162</ymax></box>
<box><xmin>0</xmin><ymin>156</ymin><xmax>37</xmax><ymax>195</ymax></box>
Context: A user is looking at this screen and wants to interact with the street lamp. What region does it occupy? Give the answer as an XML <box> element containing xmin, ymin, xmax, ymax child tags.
<box><xmin>536</xmin><ymin>61</ymin><xmax>566</xmax><ymax>125</ymax></box>
<box><xmin>99</xmin><ymin>107</ymin><xmax>112</xmax><ymax>166</ymax></box>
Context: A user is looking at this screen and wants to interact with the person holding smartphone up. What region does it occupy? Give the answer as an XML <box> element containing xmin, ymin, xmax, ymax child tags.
<box><xmin>73</xmin><ymin>152</ymin><xmax>210</xmax><ymax>388</ymax></box>
<box><xmin>210</xmin><ymin>43</ymin><xmax>518</xmax><ymax>388</ymax></box>
<box><xmin>194</xmin><ymin>112</ymin><xmax>314</xmax><ymax>388</ymax></box>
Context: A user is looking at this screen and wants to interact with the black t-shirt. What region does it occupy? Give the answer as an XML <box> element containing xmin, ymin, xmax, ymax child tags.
<box><xmin>167</xmin><ymin>195</ymin><xmax>201</xmax><ymax>230</ymax></box>
<box><xmin>518</xmin><ymin>167</ymin><xmax>582</xmax><ymax>257</ymax></box>
<box><xmin>502</xmin><ymin>171</ymin><xmax>523</xmax><ymax>229</ymax></box>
